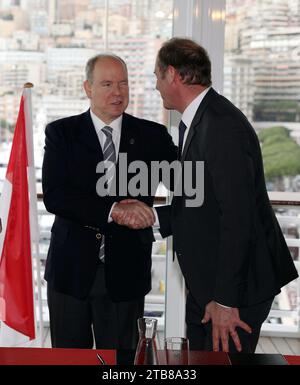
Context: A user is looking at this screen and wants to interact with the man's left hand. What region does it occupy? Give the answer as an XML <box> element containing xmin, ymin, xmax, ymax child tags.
<box><xmin>201</xmin><ymin>300</ymin><xmax>252</xmax><ymax>353</ymax></box>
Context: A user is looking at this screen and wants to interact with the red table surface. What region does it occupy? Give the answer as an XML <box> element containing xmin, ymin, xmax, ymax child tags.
<box><xmin>0</xmin><ymin>348</ymin><xmax>299</xmax><ymax>365</ymax></box>
<box><xmin>157</xmin><ymin>350</ymin><xmax>231</xmax><ymax>365</ymax></box>
<box><xmin>0</xmin><ymin>347</ymin><xmax>116</xmax><ymax>365</ymax></box>
<box><xmin>284</xmin><ymin>355</ymin><xmax>300</xmax><ymax>365</ymax></box>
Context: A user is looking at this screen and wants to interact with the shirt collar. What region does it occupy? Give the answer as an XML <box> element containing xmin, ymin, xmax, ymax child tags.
<box><xmin>89</xmin><ymin>109</ymin><xmax>122</xmax><ymax>138</ymax></box>
<box><xmin>181</xmin><ymin>86</ymin><xmax>211</xmax><ymax>128</ymax></box>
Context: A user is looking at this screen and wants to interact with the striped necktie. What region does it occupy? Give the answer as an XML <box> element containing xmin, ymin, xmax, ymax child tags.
<box><xmin>99</xmin><ymin>126</ymin><xmax>116</xmax><ymax>262</ymax></box>
<box><xmin>102</xmin><ymin>125</ymin><xmax>116</xmax><ymax>187</ymax></box>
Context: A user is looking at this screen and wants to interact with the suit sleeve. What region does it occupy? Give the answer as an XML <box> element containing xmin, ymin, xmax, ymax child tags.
<box><xmin>206</xmin><ymin>116</ymin><xmax>255</xmax><ymax>307</ymax></box>
<box><xmin>159</xmin><ymin>126</ymin><xmax>178</xmax><ymax>163</ymax></box>
<box><xmin>159</xmin><ymin>125</ymin><xmax>178</xmax><ymax>192</ymax></box>
<box><xmin>153</xmin><ymin>125</ymin><xmax>177</xmax><ymax>237</ymax></box>
<box><xmin>42</xmin><ymin>122</ymin><xmax>115</xmax><ymax>231</ymax></box>
<box><xmin>155</xmin><ymin>205</ymin><xmax>172</xmax><ymax>238</ymax></box>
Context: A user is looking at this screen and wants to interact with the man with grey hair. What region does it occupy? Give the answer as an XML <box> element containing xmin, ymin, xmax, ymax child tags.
<box><xmin>42</xmin><ymin>54</ymin><xmax>176</xmax><ymax>349</ymax></box>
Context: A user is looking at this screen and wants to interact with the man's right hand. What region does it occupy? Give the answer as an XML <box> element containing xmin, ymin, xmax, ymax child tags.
<box><xmin>111</xmin><ymin>200</ymin><xmax>155</xmax><ymax>229</ymax></box>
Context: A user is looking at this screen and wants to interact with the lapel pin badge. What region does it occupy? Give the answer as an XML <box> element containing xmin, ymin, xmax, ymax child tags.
<box><xmin>129</xmin><ymin>138</ymin><xmax>135</xmax><ymax>145</ymax></box>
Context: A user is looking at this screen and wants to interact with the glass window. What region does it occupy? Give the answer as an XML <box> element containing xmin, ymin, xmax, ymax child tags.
<box><xmin>224</xmin><ymin>0</ymin><xmax>300</xmax><ymax>336</ymax></box>
<box><xmin>0</xmin><ymin>0</ymin><xmax>173</xmax><ymax>174</ymax></box>
<box><xmin>224</xmin><ymin>0</ymin><xmax>300</xmax><ymax>194</ymax></box>
<box><xmin>0</xmin><ymin>0</ymin><xmax>174</xmax><ymax>344</ymax></box>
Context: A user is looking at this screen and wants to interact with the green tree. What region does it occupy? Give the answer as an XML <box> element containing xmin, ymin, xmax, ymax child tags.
<box><xmin>258</xmin><ymin>126</ymin><xmax>300</xmax><ymax>184</ymax></box>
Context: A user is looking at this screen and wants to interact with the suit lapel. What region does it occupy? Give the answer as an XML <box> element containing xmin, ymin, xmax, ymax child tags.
<box><xmin>118</xmin><ymin>113</ymin><xmax>139</xmax><ymax>163</ymax></box>
<box><xmin>76</xmin><ymin>109</ymin><xmax>103</xmax><ymax>160</ymax></box>
<box><xmin>76</xmin><ymin>111</ymin><xmax>139</xmax><ymax>164</ymax></box>
<box><xmin>181</xmin><ymin>88</ymin><xmax>217</xmax><ymax>161</ymax></box>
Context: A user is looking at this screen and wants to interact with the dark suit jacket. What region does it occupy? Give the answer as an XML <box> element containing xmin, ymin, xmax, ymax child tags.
<box><xmin>157</xmin><ymin>88</ymin><xmax>298</xmax><ymax>308</ymax></box>
<box><xmin>42</xmin><ymin>110</ymin><xmax>177</xmax><ymax>302</ymax></box>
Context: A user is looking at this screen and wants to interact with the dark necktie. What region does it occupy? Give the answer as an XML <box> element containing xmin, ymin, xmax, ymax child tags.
<box><xmin>178</xmin><ymin>120</ymin><xmax>187</xmax><ymax>160</ymax></box>
<box><xmin>99</xmin><ymin>126</ymin><xmax>116</xmax><ymax>262</ymax></box>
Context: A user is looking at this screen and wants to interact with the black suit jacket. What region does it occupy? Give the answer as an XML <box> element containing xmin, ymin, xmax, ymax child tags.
<box><xmin>42</xmin><ymin>110</ymin><xmax>177</xmax><ymax>301</ymax></box>
<box><xmin>157</xmin><ymin>88</ymin><xmax>298</xmax><ymax>308</ymax></box>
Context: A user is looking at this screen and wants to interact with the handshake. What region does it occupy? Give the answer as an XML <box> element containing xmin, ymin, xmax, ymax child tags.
<box><xmin>111</xmin><ymin>199</ymin><xmax>156</xmax><ymax>229</ymax></box>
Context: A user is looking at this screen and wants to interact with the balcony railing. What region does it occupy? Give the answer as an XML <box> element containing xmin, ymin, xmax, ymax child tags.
<box><xmin>261</xmin><ymin>192</ymin><xmax>300</xmax><ymax>337</ymax></box>
<box><xmin>6</xmin><ymin>191</ymin><xmax>300</xmax><ymax>338</ymax></box>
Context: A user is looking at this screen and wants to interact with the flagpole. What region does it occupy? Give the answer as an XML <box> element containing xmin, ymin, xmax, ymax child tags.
<box><xmin>23</xmin><ymin>83</ymin><xmax>44</xmax><ymax>347</ymax></box>
<box><xmin>34</xmin><ymin>242</ymin><xmax>44</xmax><ymax>347</ymax></box>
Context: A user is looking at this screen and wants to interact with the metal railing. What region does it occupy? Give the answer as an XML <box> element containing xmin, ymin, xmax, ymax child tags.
<box><xmin>32</xmin><ymin>193</ymin><xmax>300</xmax><ymax>337</ymax></box>
<box><xmin>261</xmin><ymin>192</ymin><xmax>300</xmax><ymax>337</ymax></box>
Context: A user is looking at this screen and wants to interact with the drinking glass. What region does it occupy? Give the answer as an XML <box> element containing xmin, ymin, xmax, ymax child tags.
<box><xmin>164</xmin><ymin>337</ymin><xmax>189</xmax><ymax>365</ymax></box>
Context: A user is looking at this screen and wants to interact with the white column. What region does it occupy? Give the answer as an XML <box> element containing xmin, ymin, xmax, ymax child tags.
<box><xmin>173</xmin><ymin>0</ymin><xmax>226</xmax><ymax>91</ymax></box>
<box><xmin>165</xmin><ymin>0</ymin><xmax>226</xmax><ymax>338</ymax></box>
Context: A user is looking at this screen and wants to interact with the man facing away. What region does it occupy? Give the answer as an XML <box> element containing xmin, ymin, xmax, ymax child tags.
<box><xmin>113</xmin><ymin>38</ymin><xmax>298</xmax><ymax>353</ymax></box>
<box><xmin>42</xmin><ymin>54</ymin><xmax>177</xmax><ymax>349</ymax></box>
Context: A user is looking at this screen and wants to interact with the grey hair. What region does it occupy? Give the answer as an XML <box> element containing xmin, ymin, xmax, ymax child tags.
<box><xmin>85</xmin><ymin>54</ymin><xmax>127</xmax><ymax>83</ymax></box>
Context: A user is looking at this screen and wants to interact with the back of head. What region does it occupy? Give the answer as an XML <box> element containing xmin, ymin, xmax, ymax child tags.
<box><xmin>157</xmin><ymin>37</ymin><xmax>212</xmax><ymax>86</ymax></box>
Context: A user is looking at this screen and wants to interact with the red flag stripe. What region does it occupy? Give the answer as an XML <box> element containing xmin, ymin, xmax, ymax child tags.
<box><xmin>0</xmin><ymin>94</ymin><xmax>35</xmax><ymax>339</ymax></box>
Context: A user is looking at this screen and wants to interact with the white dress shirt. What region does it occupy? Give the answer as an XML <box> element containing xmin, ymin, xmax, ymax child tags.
<box><xmin>90</xmin><ymin>109</ymin><xmax>122</xmax><ymax>156</ymax></box>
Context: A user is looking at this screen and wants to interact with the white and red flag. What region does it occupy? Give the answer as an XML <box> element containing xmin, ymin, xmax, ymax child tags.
<box><xmin>0</xmin><ymin>84</ymin><xmax>39</xmax><ymax>346</ymax></box>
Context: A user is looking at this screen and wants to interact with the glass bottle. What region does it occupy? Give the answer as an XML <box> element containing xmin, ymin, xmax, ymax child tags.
<box><xmin>134</xmin><ymin>317</ymin><xmax>158</xmax><ymax>365</ymax></box>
